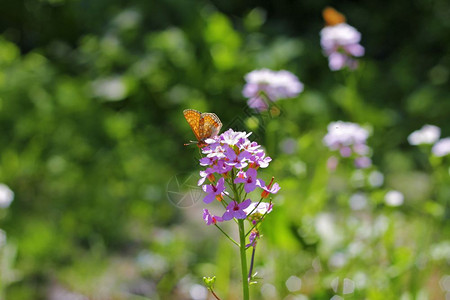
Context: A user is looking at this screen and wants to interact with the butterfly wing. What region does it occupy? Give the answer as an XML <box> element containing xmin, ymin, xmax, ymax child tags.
<box><xmin>200</xmin><ymin>112</ymin><xmax>222</xmax><ymax>140</ymax></box>
<box><xmin>183</xmin><ymin>109</ymin><xmax>202</xmax><ymax>141</ymax></box>
<box><xmin>323</xmin><ymin>7</ymin><xmax>346</xmax><ymax>26</ymax></box>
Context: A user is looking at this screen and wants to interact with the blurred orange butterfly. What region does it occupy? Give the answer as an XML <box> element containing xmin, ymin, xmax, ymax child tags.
<box><xmin>323</xmin><ymin>7</ymin><xmax>346</xmax><ymax>26</ymax></box>
<box><xmin>183</xmin><ymin>109</ymin><xmax>222</xmax><ymax>147</ymax></box>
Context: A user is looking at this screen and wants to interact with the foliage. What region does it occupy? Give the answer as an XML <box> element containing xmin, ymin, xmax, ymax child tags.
<box><xmin>0</xmin><ymin>0</ymin><xmax>449</xmax><ymax>299</ymax></box>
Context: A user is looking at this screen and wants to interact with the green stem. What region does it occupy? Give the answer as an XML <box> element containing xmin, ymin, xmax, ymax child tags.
<box><xmin>246</xmin><ymin>197</ymin><xmax>264</xmax><ymax>217</ymax></box>
<box><xmin>214</xmin><ymin>224</ymin><xmax>240</xmax><ymax>247</ymax></box>
<box><xmin>210</xmin><ymin>289</ymin><xmax>221</xmax><ymax>300</ymax></box>
<box><xmin>238</xmin><ymin>219</ymin><xmax>250</xmax><ymax>300</ymax></box>
<box><xmin>246</xmin><ymin>201</ymin><xmax>271</xmax><ymax>237</ymax></box>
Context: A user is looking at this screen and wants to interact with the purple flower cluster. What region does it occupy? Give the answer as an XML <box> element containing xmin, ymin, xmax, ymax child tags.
<box><xmin>320</xmin><ymin>23</ymin><xmax>365</xmax><ymax>71</ymax></box>
<box><xmin>200</xmin><ymin>129</ymin><xmax>280</xmax><ymax>225</ymax></box>
<box><xmin>242</xmin><ymin>69</ymin><xmax>303</xmax><ymax>112</ymax></box>
<box><xmin>323</xmin><ymin>121</ymin><xmax>371</xmax><ymax>169</ymax></box>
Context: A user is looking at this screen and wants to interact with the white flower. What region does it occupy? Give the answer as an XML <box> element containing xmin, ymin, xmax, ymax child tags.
<box><xmin>320</xmin><ymin>23</ymin><xmax>365</xmax><ymax>71</ymax></box>
<box><xmin>323</xmin><ymin>121</ymin><xmax>369</xmax><ymax>150</ymax></box>
<box><xmin>0</xmin><ymin>184</ymin><xmax>14</xmax><ymax>208</ymax></box>
<box><xmin>368</xmin><ymin>170</ymin><xmax>384</xmax><ymax>187</ymax></box>
<box><xmin>92</xmin><ymin>77</ymin><xmax>127</xmax><ymax>101</ymax></box>
<box><xmin>408</xmin><ymin>125</ymin><xmax>440</xmax><ymax>145</ymax></box>
<box><xmin>349</xmin><ymin>193</ymin><xmax>368</xmax><ymax>211</ymax></box>
<box><xmin>320</xmin><ymin>23</ymin><xmax>362</xmax><ymax>51</ymax></box>
<box><xmin>243</xmin><ymin>69</ymin><xmax>303</xmax><ymax>101</ymax></box>
<box><xmin>384</xmin><ymin>190</ymin><xmax>404</xmax><ymax>207</ymax></box>
<box><xmin>244</xmin><ymin>202</ymin><xmax>272</xmax><ymax>216</ymax></box>
<box><xmin>432</xmin><ymin>137</ymin><xmax>450</xmax><ymax>157</ymax></box>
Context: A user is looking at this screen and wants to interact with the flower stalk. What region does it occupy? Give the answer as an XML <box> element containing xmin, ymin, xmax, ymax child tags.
<box><xmin>190</xmin><ymin>128</ymin><xmax>280</xmax><ymax>300</ymax></box>
<box><xmin>238</xmin><ymin>219</ymin><xmax>250</xmax><ymax>300</ymax></box>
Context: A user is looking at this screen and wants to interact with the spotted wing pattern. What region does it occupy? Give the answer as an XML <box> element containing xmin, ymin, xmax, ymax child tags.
<box><xmin>183</xmin><ymin>109</ymin><xmax>222</xmax><ymax>146</ymax></box>
<box><xmin>199</xmin><ymin>112</ymin><xmax>222</xmax><ymax>141</ymax></box>
<box><xmin>183</xmin><ymin>109</ymin><xmax>202</xmax><ymax>141</ymax></box>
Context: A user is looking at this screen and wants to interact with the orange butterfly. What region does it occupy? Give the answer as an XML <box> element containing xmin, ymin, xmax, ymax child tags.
<box><xmin>183</xmin><ymin>109</ymin><xmax>222</xmax><ymax>147</ymax></box>
<box><xmin>323</xmin><ymin>7</ymin><xmax>346</xmax><ymax>26</ymax></box>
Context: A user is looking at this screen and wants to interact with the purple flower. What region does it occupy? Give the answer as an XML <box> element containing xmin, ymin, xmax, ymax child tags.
<box><xmin>339</xmin><ymin>146</ymin><xmax>352</xmax><ymax>157</ymax></box>
<box><xmin>198</xmin><ymin>168</ymin><xmax>215</xmax><ymax>186</ymax></box>
<box><xmin>246</xmin><ymin>230</ymin><xmax>260</xmax><ymax>248</ymax></box>
<box><xmin>354</xmin><ymin>156</ymin><xmax>372</xmax><ymax>169</ymax></box>
<box><xmin>222</xmin><ymin>199</ymin><xmax>252</xmax><ymax>221</ymax></box>
<box><xmin>224</xmin><ymin>146</ymin><xmax>251</xmax><ymax>169</ymax></box>
<box><xmin>234</xmin><ymin>168</ymin><xmax>258</xmax><ymax>193</ymax></box>
<box><xmin>320</xmin><ymin>23</ymin><xmax>364</xmax><ymax>71</ymax></box>
<box><xmin>202</xmin><ymin>177</ymin><xmax>226</xmax><ymax>204</ymax></box>
<box><xmin>251</xmin><ymin>151</ymin><xmax>272</xmax><ymax>169</ymax></box>
<box><xmin>200</xmin><ymin>129</ymin><xmax>274</xmax><ymax>178</ymax></box>
<box><xmin>432</xmin><ymin>137</ymin><xmax>450</xmax><ymax>157</ymax></box>
<box><xmin>198</xmin><ymin>128</ymin><xmax>279</xmax><ymax>223</ymax></box>
<box><xmin>203</xmin><ymin>209</ymin><xmax>223</xmax><ymax>225</ymax></box>
<box><xmin>256</xmin><ymin>177</ymin><xmax>280</xmax><ymax>198</ymax></box>
<box><xmin>323</xmin><ymin>121</ymin><xmax>372</xmax><ymax>170</ymax></box>
<box><xmin>211</xmin><ymin>160</ymin><xmax>233</xmax><ymax>174</ymax></box>
<box><xmin>247</xmin><ymin>97</ymin><xmax>269</xmax><ymax>112</ymax></box>
<box><xmin>353</xmin><ymin>143</ymin><xmax>370</xmax><ymax>156</ymax></box>
<box><xmin>220</xmin><ymin>129</ymin><xmax>251</xmax><ymax>146</ymax></box>
<box><xmin>242</xmin><ymin>69</ymin><xmax>303</xmax><ymax>111</ymax></box>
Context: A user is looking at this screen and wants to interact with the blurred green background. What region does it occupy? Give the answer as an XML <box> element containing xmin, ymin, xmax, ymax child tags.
<box><xmin>0</xmin><ymin>0</ymin><xmax>449</xmax><ymax>299</ymax></box>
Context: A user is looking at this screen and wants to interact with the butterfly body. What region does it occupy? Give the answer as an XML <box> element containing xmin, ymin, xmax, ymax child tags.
<box><xmin>183</xmin><ymin>109</ymin><xmax>222</xmax><ymax>147</ymax></box>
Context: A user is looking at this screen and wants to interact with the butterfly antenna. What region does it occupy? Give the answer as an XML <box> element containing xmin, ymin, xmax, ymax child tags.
<box><xmin>184</xmin><ymin>140</ymin><xmax>197</xmax><ymax>146</ymax></box>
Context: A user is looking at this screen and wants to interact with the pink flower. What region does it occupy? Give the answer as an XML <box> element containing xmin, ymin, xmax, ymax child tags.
<box><xmin>327</xmin><ymin>156</ymin><xmax>339</xmax><ymax>171</ymax></box>
<box><xmin>222</xmin><ymin>199</ymin><xmax>252</xmax><ymax>221</ymax></box>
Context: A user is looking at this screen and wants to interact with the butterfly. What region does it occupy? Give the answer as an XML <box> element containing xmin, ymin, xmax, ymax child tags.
<box><xmin>323</xmin><ymin>6</ymin><xmax>346</xmax><ymax>26</ymax></box>
<box><xmin>183</xmin><ymin>109</ymin><xmax>222</xmax><ymax>147</ymax></box>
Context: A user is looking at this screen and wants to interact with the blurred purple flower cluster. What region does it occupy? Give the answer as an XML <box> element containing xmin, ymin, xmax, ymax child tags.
<box><xmin>408</xmin><ymin>125</ymin><xmax>450</xmax><ymax>157</ymax></box>
<box><xmin>320</xmin><ymin>23</ymin><xmax>365</xmax><ymax>71</ymax></box>
<box><xmin>199</xmin><ymin>129</ymin><xmax>279</xmax><ymax>225</ymax></box>
<box><xmin>323</xmin><ymin>121</ymin><xmax>371</xmax><ymax>169</ymax></box>
<box><xmin>242</xmin><ymin>69</ymin><xmax>303</xmax><ymax>111</ymax></box>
